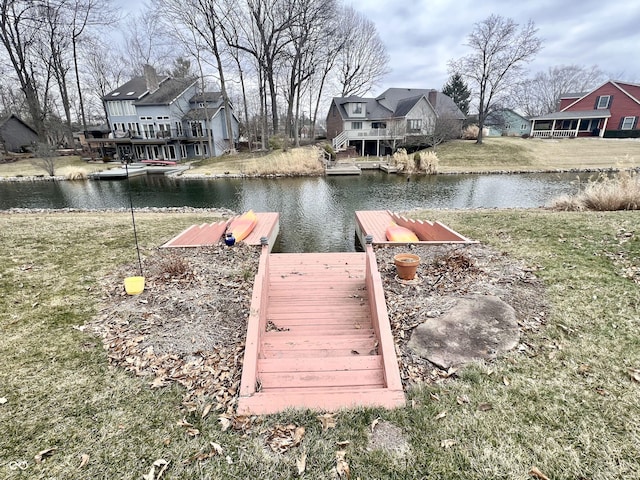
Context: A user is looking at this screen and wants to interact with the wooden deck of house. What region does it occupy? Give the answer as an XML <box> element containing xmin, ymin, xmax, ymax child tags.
<box><xmin>160</xmin><ymin>212</ymin><xmax>279</xmax><ymax>250</ymax></box>
<box><xmin>355</xmin><ymin>210</ymin><xmax>477</xmax><ymax>248</ymax></box>
<box><xmin>237</xmin><ymin>243</ymin><xmax>405</xmax><ymax>414</ymax></box>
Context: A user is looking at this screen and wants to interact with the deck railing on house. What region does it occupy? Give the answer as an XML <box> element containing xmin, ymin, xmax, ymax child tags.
<box><xmin>531</xmin><ymin>129</ymin><xmax>577</xmax><ymax>138</ymax></box>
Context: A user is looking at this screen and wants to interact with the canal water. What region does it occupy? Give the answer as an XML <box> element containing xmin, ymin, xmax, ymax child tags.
<box><xmin>0</xmin><ymin>171</ymin><xmax>586</xmax><ymax>252</ymax></box>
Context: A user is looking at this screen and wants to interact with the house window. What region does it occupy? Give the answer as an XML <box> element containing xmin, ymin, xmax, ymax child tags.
<box><xmin>194</xmin><ymin>144</ymin><xmax>202</xmax><ymax>156</ymax></box>
<box><xmin>122</xmin><ymin>101</ymin><xmax>136</xmax><ymax>115</ymax></box>
<box><xmin>107</xmin><ymin>101</ymin><xmax>123</xmax><ymax>116</ymax></box>
<box><xmin>596</xmin><ymin>95</ymin><xmax>611</xmax><ymax>109</ymax></box>
<box><xmin>352</xmin><ymin>103</ymin><xmax>363</xmax><ymax>114</ymax></box>
<box><xmin>175</xmin><ymin>122</ymin><xmax>183</xmax><ymax>136</ymax></box>
<box><xmin>351</xmin><ymin>121</ymin><xmax>362</xmax><ymax>130</ymax></box>
<box><xmin>371</xmin><ymin>122</ymin><xmax>387</xmax><ymax>129</ymax></box>
<box><xmin>407</xmin><ymin>119</ymin><xmax>422</xmax><ymax>131</ymax></box>
<box><xmin>621</xmin><ymin>116</ymin><xmax>636</xmax><ymax>130</ymax></box>
<box><xmin>180</xmin><ymin>145</ymin><xmax>188</xmax><ymax>158</ymax></box>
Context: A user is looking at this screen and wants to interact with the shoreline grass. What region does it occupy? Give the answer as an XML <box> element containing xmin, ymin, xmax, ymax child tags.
<box><xmin>3</xmin><ymin>138</ymin><xmax>640</xmax><ymax>179</ymax></box>
<box><xmin>1</xmin><ymin>209</ymin><xmax>639</xmax><ymax>478</ymax></box>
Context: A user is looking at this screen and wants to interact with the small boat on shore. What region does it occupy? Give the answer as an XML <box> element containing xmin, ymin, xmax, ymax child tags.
<box><xmin>227</xmin><ymin>210</ymin><xmax>258</xmax><ymax>242</ymax></box>
<box><xmin>385</xmin><ymin>222</ymin><xmax>419</xmax><ymax>242</ymax></box>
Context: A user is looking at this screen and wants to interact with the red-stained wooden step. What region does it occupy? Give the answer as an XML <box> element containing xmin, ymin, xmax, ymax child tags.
<box><xmin>237</xmin><ymin>249</ymin><xmax>405</xmax><ymax>415</ymax></box>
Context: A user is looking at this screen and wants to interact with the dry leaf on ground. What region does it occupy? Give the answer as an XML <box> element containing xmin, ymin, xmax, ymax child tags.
<box><xmin>434</xmin><ymin>411</ymin><xmax>447</xmax><ymax>420</ymax></box>
<box><xmin>529</xmin><ymin>466</ymin><xmax>550</xmax><ymax>480</ymax></box>
<box><xmin>296</xmin><ymin>450</ymin><xmax>307</xmax><ymax>475</ymax></box>
<box><xmin>34</xmin><ymin>447</ymin><xmax>57</xmax><ymax>464</ymax></box>
<box><xmin>318</xmin><ymin>412</ymin><xmax>337</xmax><ymax>430</ymax></box>
<box><xmin>629</xmin><ymin>368</ymin><xmax>640</xmax><ymax>383</ymax></box>
<box><xmin>79</xmin><ymin>453</ymin><xmax>90</xmax><ymax>468</ymax></box>
<box><xmin>142</xmin><ymin>458</ymin><xmax>170</xmax><ymax>480</ymax></box>
<box><xmin>477</xmin><ymin>403</ymin><xmax>493</xmax><ymax>411</ymax></box>
<box><xmin>335</xmin><ymin>450</ymin><xmax>350</xmax><ymax>479</ymax></box>
<box><xmin>441</xmin><ymin>439</ymin><xmax>457</xmax><ymax>449</ymax></box>
<box><xmin>266</xmin><ymin>424</ymin><xmax>305</xmax><ymax>453</ymax></box>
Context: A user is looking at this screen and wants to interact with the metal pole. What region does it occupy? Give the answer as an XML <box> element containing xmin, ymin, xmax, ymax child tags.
<box><xmin>125</xmin><ymin>163</ymin><xmax>144</xmax><ymax>276</ymax></box>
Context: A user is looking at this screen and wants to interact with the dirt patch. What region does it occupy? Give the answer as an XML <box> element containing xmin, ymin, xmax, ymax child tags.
<box><xmin>375</xmin><ymin>244</ymin><xmax>548</xmax><ymax>385</ymax></box>
<box><xmin>90</xmin><ymin>242</ymin><xmax>548</xmax><ymax>413</ymax></box>
<box><xmin>367</xmin><ymin>420</ymin><xmax>410</xmax><ymax>458</ymax></box>
<box><xmin>90</xmin><ymin>244</ymin><xmax>259</xmax><ymax>414</ymax></box>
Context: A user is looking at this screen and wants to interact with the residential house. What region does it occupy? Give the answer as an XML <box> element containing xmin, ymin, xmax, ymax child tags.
<box><xmin>326</xmin><ymin>88</ymin><xmax>465</xmax><ymax>156</ymax></box>
<box><xmin>484</xmin><ymin>109</ymin><xmax>531</xmax><ymax>137</ymax></box>
<box><xmin>89</xmin><ymin>66</ymin><xmax>239</xmax><ymax>161</ymax></box>
<box><xmin>0</xmin><ymin>114</ymin><xmax>39</xmax><ymax>153</ymax></box>
<box><xmin>529</xmin><ymin>80</ymin><xmax>640</xmax><ymax>138</ymax></box>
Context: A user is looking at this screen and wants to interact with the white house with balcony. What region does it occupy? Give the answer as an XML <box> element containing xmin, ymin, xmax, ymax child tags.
<box><xmin>326</xmin><ymin>88</ymin><xmax>465</xmax><ymax>156</ymax></box>
<box><xmin>90</xmin><ymin>65</ymin><xmax>239</xmax><ymax>161</ymax></box>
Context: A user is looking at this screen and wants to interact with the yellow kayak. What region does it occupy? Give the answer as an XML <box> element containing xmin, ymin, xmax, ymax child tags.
<box><xmin>385</xmin><ymin>222</ymin><xmax>419</xmax><ymax>242</ymax></box>
<box><xmin>227</xmin><ymin>210</ymin><xmax>258</xmax><ymax>242</ymax></box>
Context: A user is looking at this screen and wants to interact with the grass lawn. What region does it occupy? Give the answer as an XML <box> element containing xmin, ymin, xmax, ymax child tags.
<box><xmin>1</xmin><ymin>209</ymin><xmax>639</xmax><ymax>478</ymax></box>
<box><xmin>0</xmin><ymin>156</ymin><xmax>106</xmax><ymax>178</ymax></box>
<box><xmin>434</xmin><ymin>137</ymin><xmax>640</xmax><ymax>173</ymax></box>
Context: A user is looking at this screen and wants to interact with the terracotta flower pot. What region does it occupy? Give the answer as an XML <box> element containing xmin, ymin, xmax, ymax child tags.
<box><xmin>393</xmin><ymin>253</ymin><xmax>421</xmax><ymax>280</ymax></box>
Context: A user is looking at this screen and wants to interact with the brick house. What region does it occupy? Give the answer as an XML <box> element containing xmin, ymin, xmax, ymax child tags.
<box><xmin>530</xmin><ymin>80</ymin><xmax>640</xmax><ymax>138</ymax></box>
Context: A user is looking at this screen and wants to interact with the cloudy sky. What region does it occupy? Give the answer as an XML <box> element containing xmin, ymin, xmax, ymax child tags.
<box><xmin>357</xmin><ymin>0</ymin><xmax>640</xmax><ymax>93</ymax></box>
<box><xmin>118</xmin><ymin>0</ymin><xmax>640</xmax><ymax>95</ymax></box>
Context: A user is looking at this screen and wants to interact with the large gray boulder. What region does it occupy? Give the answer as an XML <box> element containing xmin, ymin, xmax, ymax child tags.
<box><xmin>407</xmin><ymin>295</ymin><xmax>520</xmax><ymax>369</ymax></box>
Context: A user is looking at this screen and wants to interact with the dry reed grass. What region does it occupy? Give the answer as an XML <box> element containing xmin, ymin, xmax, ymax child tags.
<box><xmin>393</xmin><ymin>149</ymin><xmax>439</xmax><ymax>174</ymax></box>
<box><xmin>240</xmin><ymin>147</ymin><xmax>324</xmax><ymax>176</ymax></box>
<box><xmin>65</xmin><ymin>168</ymin><xmax>88</xmax><ymax>180</ymax></box>
<box><xmin>551</xmin><ymin>170</ymin><xmax>640</xmax><ymax>211</ymax></box>
<box><xmin>462</xmin><ymin>124</ymin><xmax>479</xmax><ymax>140</ymax></box>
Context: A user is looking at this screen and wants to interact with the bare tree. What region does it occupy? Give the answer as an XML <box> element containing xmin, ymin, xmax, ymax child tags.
<box><xmin>156</xmin><ymin>0</ymin><xmax>236</xmax><ymax>153</ymax></box>
<box><xmin>31</xmin><ymin>142</ymin><xmax>57</xmax><ymax>176</ymax></box>
<box><xmin>0</xmin><ymin>0</ymin><xmax>48</xmax><ymax>139</ymax></box>
<box><xmin>123</xmin><ymin>8</ymin><xmax>175</xmax><ymax>75</ymax></box>
<box><xmin>520</xmin><ymin>64</ymin><xmax>606</xmax><ymax>116</ymax></box>
<box><xmin>334</xmin><ymin>6</ymin><xmax>389</xmax><ymax>97</ymax></box>
<box><xmin>449</xmin><ymin>14</ymin><xmax>542</xmax><ymax>144</ymax></box>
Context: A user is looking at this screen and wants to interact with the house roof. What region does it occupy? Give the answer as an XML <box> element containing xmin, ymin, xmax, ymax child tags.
<box><xmin>190</xmin><ymin>92</ymin><xmax>222</xmax><ymax>103</ymax></box>
<box><xmin>376</xmin><ymin>88</ymin><xmax>466</xmax><ymax>119</ymax></box>
<box><xmin>0</xmin><ymin>114</ymin><xmax>38</xmax><ymax>135</ymax></box>
<box><xmin>531</xmin><ymin>110</ymin><xmax>611</xmax><ymax>121</ymax></box>
<box><xmin>331</xmin><ymin>88</ymin><xmax>465</xmax><ymax>121</ymax></box>
<box><xmin>485</xmin><ymin>109</ymin><xmax>531</xmax><ymax>125</ymax></box>
<box><xmin>182</xmin><ymin>106</ymin><xmax>223</xmax><ymax>121</ymax></box>
<box><xmin>135</xmin><ymin>77</ymin><xmax>197</xmax><ymax>106</ymax></box>
<box><xmin>331</xmin><ymin>96</ymin><xmax>394</xmax><ymax>120</ymax></box>
<box><xmin>103</xmin><ymin>77</ymin><xmax>150</xmax><ymax>100</ymax></box>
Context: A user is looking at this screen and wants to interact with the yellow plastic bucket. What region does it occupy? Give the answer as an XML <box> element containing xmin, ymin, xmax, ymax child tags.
<box><xmin>124</xmin><ymin>276</ymin><xmax>145</xmax><ymax>295</ymax></box>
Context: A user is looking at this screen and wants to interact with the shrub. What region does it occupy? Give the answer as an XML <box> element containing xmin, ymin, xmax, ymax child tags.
<box><xmin>323</xmin><ymin>144</ymin><xmax>336</xmax><ymax>160</ymax></box>
<box><xmin>65</xmin><ymin>169</ymin><xmax>87</xmax><ymax>180</ymax></box>
<box><xmin>550</xmin><ymin>170</ymin><xmax>640</xmax><ymax>211</ymax></box>
<box><xmin>462</xmin><ymin>124</ymin><xmax>479</xmax><ymax>140</ymax></box>
<box><xmin>268</xmin><ymin>135</ymin><xmax>284</xmax><ymax>150</ymax></box>
<box><xmin>418</xmin><ymin>151</ymin><xmax>439</xmax><ymax>174</ymax></box>
<box><xmin>393</xmin><ymin>149</ymin><xmax>439</xmax><ymax>174</ymax></box>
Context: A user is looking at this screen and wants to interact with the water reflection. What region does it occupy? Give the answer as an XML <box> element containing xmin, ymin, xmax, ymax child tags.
<box><xmin>0</xmin><ymin>172</ymin><xmax>585</xmax><ymax>252</ymax></box>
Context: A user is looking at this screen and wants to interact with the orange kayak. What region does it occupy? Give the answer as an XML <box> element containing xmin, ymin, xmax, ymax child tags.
<box><xmin>227</xmin><ymin>210</ymin><xmax>258</xmax><ymax>242</ymax></box>
<box><xmin>385</xmin><ymin>222</ymin><xmax>419</xmax><ymax>242</ymax></box>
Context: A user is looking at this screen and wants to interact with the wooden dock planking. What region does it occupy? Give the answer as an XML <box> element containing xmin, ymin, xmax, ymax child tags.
<box><xmin>161</xmin><ymin>212</ymin><xmax>279</xmax><ymax>249</ymax></box>
<box><xmin>237</xmin><ymin>248</ymin><xmax>405</xmax><ymax>415</ymax></box>
<box><xmin>355</xmin><ymin>210</ymin><xmax>477</xmax><ymax>247</ymax></box>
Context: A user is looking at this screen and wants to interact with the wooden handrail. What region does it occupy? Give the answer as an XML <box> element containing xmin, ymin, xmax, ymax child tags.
<box><xmin>365</xmin><ymin>244</ymin><xmax>403</xmax><ymax>391</ymax></box>
<box><xmin>239</xmin><ymin>243</ymin><xmax>270</xmax><ymax>397</ymax></box>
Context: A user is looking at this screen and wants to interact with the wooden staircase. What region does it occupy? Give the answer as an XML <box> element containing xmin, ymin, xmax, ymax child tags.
<box><xmin>237</xmin><ymin>246</ymin><xmax>404</xmax><ymax>414</ymax></box>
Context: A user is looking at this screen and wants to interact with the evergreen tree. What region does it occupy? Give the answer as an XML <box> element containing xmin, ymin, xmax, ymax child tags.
<box><xmin>442</xmin><ymin>73</ymin><xmax>471</xmax><ymax>115</ymax></box>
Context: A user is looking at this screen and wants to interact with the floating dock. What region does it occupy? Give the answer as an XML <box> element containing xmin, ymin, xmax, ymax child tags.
<box><xmin>90</xmin><ymin>164</ymin><xmax>188</xmax><ymax>179</ymax></box>
<box><xmin>355</xmin><ymin>210</ymin><xmax>477</xmax><ymax>248</ymax></box>
<box><xmin>325</xmin><ymin>164</ymin><xmax>362</xmax><ymax>175</ymax></box>
<box><xmin>237</xmin><ymin>243</ymin><xmax>404</xmax><ymax>415</ymax></box>
<box><xmin>161</xmin><ymin>212</ymin><xmax>280</xmax><ymax>251</ymax></box>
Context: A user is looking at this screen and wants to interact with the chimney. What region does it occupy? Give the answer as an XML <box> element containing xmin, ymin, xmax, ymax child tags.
<box><xmin>428</xmin><ymin>90</ymin><xmax>438</xmax><ymax>107</ymax></box>
<box><xmin>143</xmin><ymin>64</ymin><xmax>159</xmax><ymax>92</ymax></box>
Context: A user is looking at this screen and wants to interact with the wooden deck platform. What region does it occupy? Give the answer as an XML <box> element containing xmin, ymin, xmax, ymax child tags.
<box><xmin>160</xmin><ymin>212</ymin><xmax>279</xmax><ymax>250</ymax></box>
<box><xmin>355</xmin><ymin>210</ymin><xmax>477</xmax><ymax>248</ymax></box>
<box><xmin>237</xmin><ymin>246</ymin><xmax>404</xmax><ymax>414</ymax></box>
